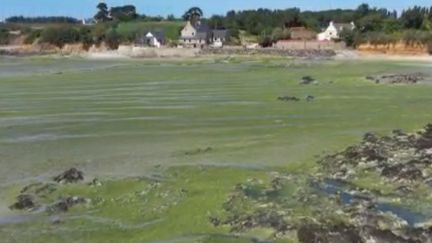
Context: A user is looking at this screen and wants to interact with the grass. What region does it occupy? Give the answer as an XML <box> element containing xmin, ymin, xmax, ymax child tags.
<box><xmin>1</xmin><ymin>56</ymin><xmax>432</xmax><ymax>242</ymax></box>
<box><xmin>115</xmin><ymin>21</ymin><xmax>184</xmax><ymax>41</ymax></box>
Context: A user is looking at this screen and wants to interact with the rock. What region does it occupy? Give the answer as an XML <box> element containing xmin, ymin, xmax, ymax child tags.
<box><xmin>48</xmin><ymin>196</ymin><xmax>88</xmax><ymax>213</ymax></box>
<box><xmin>300</xmin><ymin>76</ymin><xmax>317</xmax><ymax>85</ymax></box>
<box><xmin>184</xmin><ymin>147</ymin><xmax>213</xmax><ymax>156</ymax></box>
<box><xmin>306</xmin><ymin>95</ymin><xmax>315</xmax><ymax>102</ymax></box>
<box><xmin>9</xmin><ymin>194</ymin><xmax>37</xmax><ymax>211</ymax></box>
<box><xmin>360</xmin><ymin>227</ymin><xmax>418</xmax><ymax>243</ymax></box>
<box><xmin>277</xmin><ymin>96</ymin><xmax>300</xmax><ymax>102</ymax></box>
<box><xmin>297</xmin><ymin>224</ymin><xmax>362</xmax><ymax>243</ymax></box>
<box><xmin>53</xmin><ymin>168</ymin><xmax>84</xmax><ymax>184</ymax></box>
<box><xmin>367</xmin><ymin>73</ymin><xmax>425</xmax><ymax>85</ymax></box>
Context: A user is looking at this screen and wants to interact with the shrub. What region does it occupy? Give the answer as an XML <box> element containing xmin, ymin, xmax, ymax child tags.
<box><xmin>24</xmin><ymin>29</ymin><xmax>42</xmax><ymax>44</ymax></box>
<box><xmin>105</xmin><ymin>29</ymin><xmax>121</xmax><ymax>49</ymax></box>
<box><xmin>41</xmin><ymin>27</ymin><xmax>80</xmax><ymax>48</ymax></box>
<box><xmin>78</xmin><ymin>26</ymin><xmax>94</xmax><ymax>49</ymax></box>
<box><xmin>0</xmin><ymin>28</ymin><xmax>9</xmax><ymax>45</ymax></box>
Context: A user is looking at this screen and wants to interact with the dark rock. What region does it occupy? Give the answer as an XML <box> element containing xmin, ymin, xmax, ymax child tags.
<box><xmin>367</xmin><ymin>73</ymin><xmax>425</xmax><ymax>85</ymax></box>
<box><xmin>48</xmin><ymin>196</ymin><xmax>88</xmax><ymax>213</ymax></box>
<box><xmin>9</xmin><ymin>194</ymin><xmax>37</xmax><ymax>211</ymax></box>
<box><xmin>360</xmin><ymin>227</ymin><xmax>418</xmax><ymax>243</ymax></box>
<box><xmin>297</xmin><ymin>224</ymin><xmax>362</xmax><ymax>243</ymax></box>
<box><xmin>277</xmin><ymin>96</ymin><xmax>300</xmax><ymax>102</ymax></box>
<box><xmin>306</xmin><ymin>95</ymin><xmax>315</xmax><ymax>102</ymax></box>
<box><xmin>53</xmin><ymin>168</ymin><xmax>84</xmax><ymax>184</ymax></box>
<box><xmin>300</xmin><ymin>76</ymin><xmax>317</xmax><ymax>85</ymax></box>
<box><xmin>184</xmin><ymin>147</ymin><xmax>213</xmax><ymax>156</ymax></box>
<box><xmin>381</xmin><ymin>164</ymin><xmax>423</xmax><ymax>182</ymax></box>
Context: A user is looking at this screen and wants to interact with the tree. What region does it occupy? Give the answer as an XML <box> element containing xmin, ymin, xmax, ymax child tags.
<box><xmin>271</xmin><ymin>27</ymin><xmax>290</xmax><ymax>42</ymax></box>
<box><xmin>183</xmin><ymin>7</ymin><xmax>203</xmax><ymax>23</ymax></box>
<box><xmin>94</xmin><ymin>2</ymin><xmax>110</xmax><ymax>23</ymax></box>
<box><xmin>167</xmin><ymin>14</ymin><xmax>176</xmax><ymax>21</ymax></box>
<box><xmin>339</xmin><ymin>29</ymin><xmax>356</xmax><ymax>47</ymax></box>
<box><xmin>110</xmin><ymin>5</ymin><xmax>138</xmax><ymax>22</ymax></box>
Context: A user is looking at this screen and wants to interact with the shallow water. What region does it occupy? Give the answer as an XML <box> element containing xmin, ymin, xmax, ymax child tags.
<box><xmin>319</xmin><ymin>179</ymin><xmax>428</xmax><ymax>226</ymax></box>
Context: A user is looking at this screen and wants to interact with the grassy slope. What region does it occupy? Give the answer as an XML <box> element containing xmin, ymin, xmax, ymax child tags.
<box><xmin>115</xmin><ymin>21</ymin><xmax>184</xmax><ymax>40</ymax></box>
<box><xmin>1</xmin><ymin>57</ymin><xmax>432</xmax><ymax>242</ymax></box>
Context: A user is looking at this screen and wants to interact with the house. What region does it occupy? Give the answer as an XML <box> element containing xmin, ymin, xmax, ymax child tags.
<box><xmin>179</xmin><ymin>21</ymin><xmax>229</xmax><ymax>48</ymax></box>
<box><xmin>137</xmin><ymin>31</ymin><xmax>165</xmax><ymax>48</ymax></box>
<box><xmin>317</xmin><ymin>21</ymin><xmax>355</xmax><ymax>41</ymax></box>
<box><xmin>211</xmin><ymin>29</ymin><xmax>228</xmax><ymax>48</ymax></box>
<box><xmin>289</xmin><ymin>27</ymin><xmax>317</xmax><ymax>40</ymax></box>
<box><xmin>82</xmin><ymin>18</ymin><xmax>96</xmax><ymax>26</ymax></box>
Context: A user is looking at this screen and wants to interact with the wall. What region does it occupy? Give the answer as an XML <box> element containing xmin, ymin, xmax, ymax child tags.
<box><xmin>274</xmin><ymin>40</ymin><xmax>346</xmax><ymax>50</ymax></box>
<box><xmin>200</xmin><ymin>47</ymin><xmax>336</xmax><ymax>58</ymax></box>
<box><xmin>357</xmin><ymin>42</ymin><xmax>431</xmax><ymax>55</ymax></box>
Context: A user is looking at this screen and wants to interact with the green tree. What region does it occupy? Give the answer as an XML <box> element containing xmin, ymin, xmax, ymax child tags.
<box><xmin>95</xmin><ymin>2</ymin><xmax>110</xmax><ymax>23</ymax></box>
<box><xmin>110</xmin><ymin>5</ymin><xmax>138</xmax><ymax>22</ymax></box>
<box><xmin>183</xmin><ymin>7</ymin><xmax>203</xmax><ymax>23</ymax></box>
<box><xmin>167</xmin><ymin>14</ymin><xmax>176</xmax><ymax>21</ymax></box>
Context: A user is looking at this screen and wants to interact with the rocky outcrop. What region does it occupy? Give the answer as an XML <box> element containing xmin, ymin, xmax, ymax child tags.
<box><xmin>366</xmin><ymin>73</ymin><xmax>426</xmax><ymax>84</ymax></box>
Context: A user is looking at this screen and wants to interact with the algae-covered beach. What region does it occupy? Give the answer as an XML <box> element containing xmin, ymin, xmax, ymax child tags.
<box><xmin>2</xmin><ymin>56</ymin><xmax>432</xmax><ymax>242</ymax></box>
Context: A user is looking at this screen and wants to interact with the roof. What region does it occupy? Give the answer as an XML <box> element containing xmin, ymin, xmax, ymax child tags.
<box><xmin>333</xmin><ymin>22</ymin><xmax>354</xmax><ymax>31</ymax></box>
<box><xmin>193</xmin><ymin>21</ymin><xmax>210</xmax><ymax>33</ymax></box>
<box><xmin>289</xmin><ymin>27</ymin><xmax>317</xmax><ymax>40</ymax></box>
<box><xmin>212</xmin><ymin>29</ymin><xmax>228</xmax><ymax>39</ymax></box>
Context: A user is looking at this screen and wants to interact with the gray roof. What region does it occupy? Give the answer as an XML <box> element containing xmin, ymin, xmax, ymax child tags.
<box><xmin>193</xmin><ymin>22</ymin><xmax>210</xmax><ymax>33</ymax></box>
<box><xmin>212</xmin><ymin>29</ymin><xmax>228</xmax><ymax>39</ymax></box>
<box><xmin>334</xmin><ymin>23</ymin><xmax>354</xmax><ymax>31</ymax></box>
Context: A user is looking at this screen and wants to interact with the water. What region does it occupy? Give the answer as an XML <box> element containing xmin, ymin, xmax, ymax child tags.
<box><xmin>318</xmin><ymin>178</ymin><xmax>428</xmax><ymax>226</ymax></box>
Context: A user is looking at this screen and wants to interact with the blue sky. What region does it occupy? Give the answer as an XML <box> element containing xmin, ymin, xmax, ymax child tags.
<box><xmin>0</xmin><ymin>0</ymin><xmax>431</xmax><ymax>19</ymax></box>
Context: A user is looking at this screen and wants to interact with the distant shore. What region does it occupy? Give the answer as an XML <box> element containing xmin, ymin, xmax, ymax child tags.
<box><xmin>1</xmin><ymin>45</ymin><xmax>431</xmax><ymax>62</ymax></box>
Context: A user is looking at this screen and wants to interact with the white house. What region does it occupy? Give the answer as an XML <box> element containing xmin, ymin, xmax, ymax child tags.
<box><xmin>136</xmin><ymin>31</ymin><xmax>165</xmax><ymax>48</ymax></box>
<box><xmin>317</xmin><ymin>21</ymin><xmax>355</xmax><ymax>41</ymax></box>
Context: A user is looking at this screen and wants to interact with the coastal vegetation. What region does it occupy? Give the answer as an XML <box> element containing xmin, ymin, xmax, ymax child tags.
<box><xmin>2</xmin><ymin>3</ymin><xmax>432</xmax><ymax>50</ymax></box>
<box><xmin>1</xmin><ymin>57</ymin><xmax>432</xmax><ymax>242</ymax></box>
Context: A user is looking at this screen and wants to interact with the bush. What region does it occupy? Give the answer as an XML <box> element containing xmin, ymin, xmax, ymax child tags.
<box><xmin>0</xmin><ymin>29</ymin><xmax>9</xmax><ymax>45</ymax></box>
<box><xmin>24</xmin><ymin>29</ymin><xmax>42</xmax><ymax>44</ymax></box>
<box><xmin>41</xmin><ymin>27</ymin><xmax>80</xmax><ymax>47</ymax></box>
<box><xmin>78</xmin><ymin>26</ymin><xmax>94</xmax><ymax>49</ymax></box>
<box><xmin>339</xmin><ymin>29</ymin><xmax>356</xmax><ymax>47</ymax></box>
<box><xmin>105</xmin><ymin>29</ymin><xmax>121</xmax><ymax>49</ymax></box>
<box><xmin>403</xmin><ymin>30</ymin><xmax>432</xmax><ymax>45</ymax></box>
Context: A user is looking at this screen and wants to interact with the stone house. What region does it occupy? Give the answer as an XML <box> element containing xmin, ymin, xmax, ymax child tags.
<box><xmin>317</xmin><ymin>21</ymin><xmax>355</xmax><ymax>41</ymax></box>
<box><xmin>179</xmin><ymin>21</ymin><xmax>228</xmax><ymax>48</ymax></box>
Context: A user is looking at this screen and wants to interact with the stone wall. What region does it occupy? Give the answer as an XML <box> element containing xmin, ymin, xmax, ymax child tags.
<box><xmin>200</xmin><ymin>47</ymin><xmax>336</xmax><ymax>58</ymax></box>
<box><xmin>274</xmin><ymin>40</ymin><xmax>346</xmax><ymax>50</ymax></box>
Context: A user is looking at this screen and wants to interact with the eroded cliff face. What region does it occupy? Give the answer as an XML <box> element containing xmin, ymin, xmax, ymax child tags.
<box><xmin>357</xmin><ymin>41</ymin><xmax>431</xmax><ymax>55</ymax></box>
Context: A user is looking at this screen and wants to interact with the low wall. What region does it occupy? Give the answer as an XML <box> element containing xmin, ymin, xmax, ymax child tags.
<box><xmin>200</xmin><ymin>47</ymin><xmax>336</xmax><ymax>58</ymax></box>
<box><xmin>357</xmin><ymin>42</ymin><xmax>431</xmax><ymax>55</ymax></box>
<box><xmin>116</xmin><ymin>46</ymin><xmax>200</xmax><ymax>58</ymax></box>
<box><xmin>274</xmin><ymin>40</ymin><xmax>346</xmax><ymax>50</ymax></box>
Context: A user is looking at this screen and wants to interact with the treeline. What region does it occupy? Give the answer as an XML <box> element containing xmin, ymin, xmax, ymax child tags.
<box><xmin>5</xmin><ymin>16</ymin><xmax>79</xmax><ymax>24</ymax></box>
<box><xmin>21</xmin><ymin>24</ymin><xmax>124</xmax><ymax>49</ymax></box>
<box><xmin>206</xmin><ymin>4</ymin><xmax>432</xmax><ymax>46</ymax></box>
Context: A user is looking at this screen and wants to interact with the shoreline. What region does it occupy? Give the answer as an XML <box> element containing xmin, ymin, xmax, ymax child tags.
<box><xmin>1</xmin><ymin>46</ymin><xmax>432</xmax><ymax>62</ymax></box>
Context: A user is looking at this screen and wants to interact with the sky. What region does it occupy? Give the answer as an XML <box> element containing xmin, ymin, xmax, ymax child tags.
<box><xmin>0</xmin><ymin>0</ymin><xmax>431</xmax><ymax>19</ymax></box>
